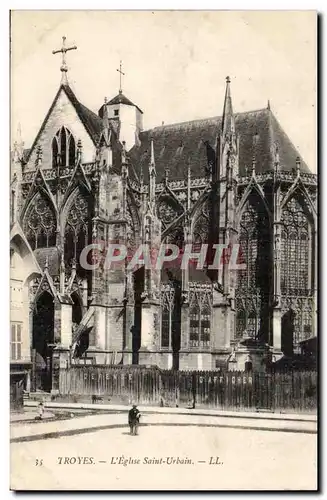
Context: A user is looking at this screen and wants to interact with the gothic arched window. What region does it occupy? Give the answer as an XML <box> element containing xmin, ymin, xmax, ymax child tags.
<box><xmin>189</xmin><ymin>293</ymin><xmax>200</xmax><ymax>346</ymax></box>
<box><xmin>281</xmin><ymin>197</ymin><xmax>311</xmax><ymax>296</ymax></box>
<box><xmin>200</xmin><ymin>294</ymin><xmax>211</xmax><ymax>344</ymax></box>
<box><xmin>192</xmin><ymin>200</ymin><xmax>210</xmax><ymax>260</ymax></box>
<box><xmin>126</xmin><ymin>197</ymin><xmax>140</xmax><ymax>256</ymax></box>
<box><xmin>280</xmin><ymin>197</ymin><xmax>313</xmax><ymax>346</ymax></box>
<box><xmin>64</xmin><ymin>190</ymin><xmax>92</xmax><ymax>275</ymax></box>
<box><xmin>157</xmin><ymin>195</ymin><xmax>182</xmax><ymax>228</ymax></box>
<box><xmin>52</xmin><ymin>127</ymin><xmax>76</xmax><ymax>167</ymax></box>
<box><xmin>189</xmin><ymin>287</ymin><xmax>212</xmax><ymax>348</ymax></box>
<box><xmin>23</xmin><ymin>192</ymin><xmax>56</xmax><ymax>250</ymax></box>
<box><xmin>161</xmin><ymin>288</ymin><xmax>174</xmax><ymax>348</ymax></box>
<box><xmin>236</xmin><ymin>195</ymin><xmax>271</xmax><ymax>341</ymax></box>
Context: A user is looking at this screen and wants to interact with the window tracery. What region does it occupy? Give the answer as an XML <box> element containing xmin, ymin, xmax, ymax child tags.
<box><xmin>52</xmin><ymin>127</ymin><xmax>76</xmax><ymax>167</ymax></box>
<box><xmin>188</xmin><ymin>287</ymin><xmax>212</xmax><ymax>348</ymax></box>
<box><xmin>64</xmin><ymin>190</ymin><xmax>92</xmax><ymax>274</ymax></box>
<box><xmin>161</xmin><ymin>286</ymin><xmax>175</xmax><ymax>348</ymax></box>
<box><xmin>126</xmin><ymin>199</ymin><xmax>139</xmax><ymax>254</ymax></box>
<box><xmin>280</xmin><ymin>197</ymin><xmax>313</xmax><ymax>345</ymax></box>
<box><xmin>236</xmin><ymin>195</ymin><xmax>270</xmax><ymax>340</ymax></box>
<box><xmin>281</xmin><ymin>197</ymin><xmax>311</xmax><ymax>296</ymax></box>
<box><xmin>192</xmin><ymin>200</ymin><xmax>210</xmax><ymax>251</ymax></box>
<box><xmin>157</xmin><ymin>196</ymin><xmax>182</xmax><ymax>227</ymax></box>
<box><xmin>23</xmin><ymin>192</ymin><xmax>56</xmax><ymax>250</ymax></box>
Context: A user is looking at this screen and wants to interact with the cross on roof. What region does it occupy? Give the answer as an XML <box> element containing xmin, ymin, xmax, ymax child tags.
<box><xmin>116</xmin><ymin>60</ymin><xmax>125</xmax><ymax>94</ymax></box>
<box><xmin>52</xmin><ymin>36</ymin><xmax>77</xmax><ymax>84</ymax></box>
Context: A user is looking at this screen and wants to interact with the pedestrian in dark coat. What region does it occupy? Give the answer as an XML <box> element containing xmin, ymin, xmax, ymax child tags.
<box><xmin>128</xmin><ymin>404</ymin><xmax>141</xmax><ymax>435</ymax></box>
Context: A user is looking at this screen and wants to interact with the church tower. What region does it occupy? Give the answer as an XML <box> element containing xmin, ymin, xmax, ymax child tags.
<box><xmin>98</xmin><ymin>62</ymin><xmax>143</xmax><ymax>151</ymax></box>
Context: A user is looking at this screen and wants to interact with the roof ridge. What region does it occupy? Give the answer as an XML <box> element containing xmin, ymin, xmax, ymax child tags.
<box><xmin>145</xmin><ymin>107</ymin><xmax>269</xmax><ymax>133</ymax></box>
<box><xmin>63</xmin><ymin>84</ymin><xmax>102</xmax><ymax>124</ymax></box>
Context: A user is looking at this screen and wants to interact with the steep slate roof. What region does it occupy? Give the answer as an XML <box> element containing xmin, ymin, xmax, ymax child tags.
<box><xmin>25</xmin><ymin>84</ymin><xmax>103</xmax><ymax>163</ymax></box>
<box><xmin>129</xmin><ymin>108</ymin><xmax>311</xmax><ymax>183</ymax></box>
<box><xmin>64</xmin><ymin>85</ymin><xmax>103</xmax><ymax>143</ymax></box>
<box><xmin>98</xmin><ymin>93</ymin><xmax>143</xmax><ymax>117</ymax></box>
<box><xmin>108</xmin><ymin>92</ymin><xmax>143</xmax><ymax>113</ymax></box>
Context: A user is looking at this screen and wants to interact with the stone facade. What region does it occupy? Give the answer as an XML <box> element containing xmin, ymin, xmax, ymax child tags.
<box><xmin>10</xmin><ymin>72</ymin><xmax>317</xmax><ymax>392</ymax></box>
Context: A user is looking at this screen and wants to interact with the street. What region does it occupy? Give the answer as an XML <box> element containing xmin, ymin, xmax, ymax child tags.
<box><xmin>10</xmin><ymin>411</ymin><xmax>317</xmax><ymax>490</ymax></box>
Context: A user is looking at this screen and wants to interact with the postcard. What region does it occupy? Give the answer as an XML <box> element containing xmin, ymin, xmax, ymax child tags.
<box><xmin>10</xmin><ymin>10</ymin><xmax>317</xmax><ymax>491</ymax></box>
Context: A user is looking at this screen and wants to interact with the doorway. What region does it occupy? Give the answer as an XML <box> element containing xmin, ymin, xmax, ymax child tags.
<box><xmin>32</xmin><ymin>291</ymin><xmax>54</xmax><ymax>392</ymax></box>
<box><xmin>132</xmin><ymin>267</ymin><xmax>144</xmax><ymax>364</ymax></box>
<box><xmin>281</xmin><ymin>308</ymin><xmax>295</xmax><ymax>357</ymax></box>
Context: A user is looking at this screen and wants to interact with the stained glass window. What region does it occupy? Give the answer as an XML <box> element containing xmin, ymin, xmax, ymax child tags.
<box><xmin>157</xmin><ymin>196</ymin><xmax>182</xmax><ymax>227</ymax></box>
<box><xmin>161</xmin><ymin>294</ymin><xmax>171</xmax><ymax>348</ymax></box>
<box><xmin>281</xmin><ymin>198</ymin><xmax>310</xmax><ymax>296</ymax></box>
<box><xmin>23</xmin><ymin>192</ymin><xmax>56</xmax><ymax>250</ymax></box>
<box><xmin>160</xmin><ymin>286</ymin><xmax>175</xmax><ymax>348</ymax></box>
<box><xmin>236</xmin><ymin>195</ymin><xmax>270</xmax><ymax>340</ymax></box>
<box><xmin>188</xmin><ymin>288</ymin><xmax>211</xmax><ymax>348</ymax></box>
<box><xmin>192</xmin><ymin>201</ymin><xmax>209</xmax><ymax>252</ymax></box>
<box><xmin>64</xmin><ymin>190</ymin><xmax>92</xmax><ymax>274</ymax></box>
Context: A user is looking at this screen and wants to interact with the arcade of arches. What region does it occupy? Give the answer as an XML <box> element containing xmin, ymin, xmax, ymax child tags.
<box><xmin>10</xmin><ymin>73</ymin><xmax>317</xmax><ymax>383</ymax></box>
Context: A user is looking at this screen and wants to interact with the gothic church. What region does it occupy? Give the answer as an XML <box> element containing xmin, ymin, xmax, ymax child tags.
<box><xmin>10</xmin><ymin>40</ymin><xmax>317</xmax><ymax>393</ymax></box>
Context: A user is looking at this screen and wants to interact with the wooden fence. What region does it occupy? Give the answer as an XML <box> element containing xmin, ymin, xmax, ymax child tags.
<box><xmin>58</xmin><ymin>366</ymin><xmax>317</xmax><ymax>413</ymax></box>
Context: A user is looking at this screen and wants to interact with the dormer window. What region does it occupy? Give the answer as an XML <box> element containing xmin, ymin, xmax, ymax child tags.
<box><xmin>114</xmin><ymin>109</ymin><xmax>119</xmax><ymax>117</ymax></box>
<box><xmin>52</xmin><ymin>127</ymin><xmax>76</xmax><ymax>167</ymax></box>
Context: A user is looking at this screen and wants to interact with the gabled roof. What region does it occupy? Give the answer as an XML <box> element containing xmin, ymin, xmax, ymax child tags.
<box><xmin>25</xmin><ymin>84</ymin><xmax>103</xmax><ymax>163</ymax></box>
<box><xmin>64</xmin><ymin>85</ymin><xmax>103</xmax><ymax>143</ymax></box>
<box><xmin>129</xmin><ymin>108</ymin><xmax>312</xmax><ymax>183</ymax></box>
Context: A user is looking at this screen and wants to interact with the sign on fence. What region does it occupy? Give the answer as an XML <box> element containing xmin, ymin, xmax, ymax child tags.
<box><xmin>58</xmin><ymin>366</ymin><xmax>317</xmax><ymax>413</ymax></box>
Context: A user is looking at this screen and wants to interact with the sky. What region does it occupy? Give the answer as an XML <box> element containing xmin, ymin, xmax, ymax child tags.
<box><xmin>10</xmin><ymin>10</ymin><xmax>316</xmax><ymax>171</ymax></box>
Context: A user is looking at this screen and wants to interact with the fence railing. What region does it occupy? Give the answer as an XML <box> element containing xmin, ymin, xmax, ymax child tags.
<box><xmin>58</xmin><ymin>367</ymin><xmax>317</xmax><ymax>413</ymax></box>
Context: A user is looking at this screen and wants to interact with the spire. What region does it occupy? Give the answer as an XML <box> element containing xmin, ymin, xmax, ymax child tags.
<box><xmin>60</xmin><ymin>254</ymin><xmax>65</xmax><ymax>294</ymax></box>
<box><xmin>273</xmin><ymin>141</ymin><xmax>280</xmax><ymax>169</ymax></box>
<box><xmin>103</xmin><ymin>97</ymin><xmax>109</xmax><ymax>131</ymax></box>
<box><xmin>149</xmin><ymin>138</ymin><xmax>156</xmax><ymax>207</ymax></box>
<box><xmin>121</xmin><ymin>141</ymin><xmax>128</xmax><ymax>179</ymax></box>
<box><xmin>121</xmin><ymin>141</ymin><xmax>127</xmax><ymax>164</ymax></box>
<box><xmin>267</xmin><ymin>99</ymin><xmax>271</xmax><ymax>111</ymax></box>
<box><xmin>296</xmin><ymin>156</ymin><xmax>301</xmax><ymax>177</ymax></box>
<box><xmin>17</xmin><ymin>123</ymin><xmax>22</xmax><ymax>145</ymax></box>
<box><xmin>13</xmin><ymin>123</ymin><xmax>24</xmax><ymax>162</ymax></box>
<box><xmin>35</xmin><ymin>145</ymin><xmax>43</xmax><ymax>168</ymax></box>
<box><xmin>251</xmin><ymin>156</ymin><xmax>256</xmax><ymax>178</ymax></box>
<box><xmin>221</xmin><ymin>76</ymin><xmax>235</xmax><ymax>138</ymax></box>
<box><xmin>150</xmin><ymin>138</ymin><xmax>155</xmax><ymax>169</ymax></box>
<box><xmin>76</xmin><ymin>139</ymin><xmax>83</xmax><ymax>164</ymax></box>
<box><xmin>187</xmin><ymin>160</ymin><xmax>191</xmax><ymax>211</ymax></box>
<box><xmin>140</xmin><ymin>165</ymin><xmax>144</xmax><ymax>188</ymax></box>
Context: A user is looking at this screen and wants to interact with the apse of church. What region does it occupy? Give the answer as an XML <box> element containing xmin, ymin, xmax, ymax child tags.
<box><xmin>10</xmin><ymin>42</ymin><xmax>317</xmax><ymax>381</ymax></box>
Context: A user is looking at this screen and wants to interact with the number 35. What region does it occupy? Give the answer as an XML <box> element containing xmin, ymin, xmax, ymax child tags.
<box><xmin>35</xmin><ymin>459</ymin><xmax>43</xmax><ymax>466</ymax></box>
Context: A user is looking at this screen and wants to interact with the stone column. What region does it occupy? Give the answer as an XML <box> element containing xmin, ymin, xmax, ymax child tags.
<box><xmin>25</xmin><ymin>369</ymin><xmax>31</xmax><ymax>392</ymax></box>
<box><xmin>272</xmin><ymin>308</ymin><xmax>282</xmax><ymax>351</ymax></box>
<box><xmin>54</xmin><ymin>299</ymin><xmax>73</xmax><ymax>348</ymax></box>
<box><xmin>272</xmin><ymin>220</ymin><xmax>282</xmax><ymax>350</ymax></box>
<box><xmin>312</xmin><ymin>227</ymin><xmax>318</xmax><ymax>338</ymax></box>
<box><xmin>272</xmin><ymin>165</ymin><xmax>282</xmax><ymax>352</ymax></box>
<box><xmin>123</xmin><ymin>270</ymin><xmax>134</xmax><ymax>365</ymax></box>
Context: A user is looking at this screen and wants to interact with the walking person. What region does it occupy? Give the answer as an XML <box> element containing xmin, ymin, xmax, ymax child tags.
<box><xmin>35</xmin><ymin>401</ymin><xmax>44</xmax><ymax>420</ymax></box>
<box><xmin>128</xmin><ymin>404</ymin><xmax>141</xmax><ymax>435</ymax></box>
